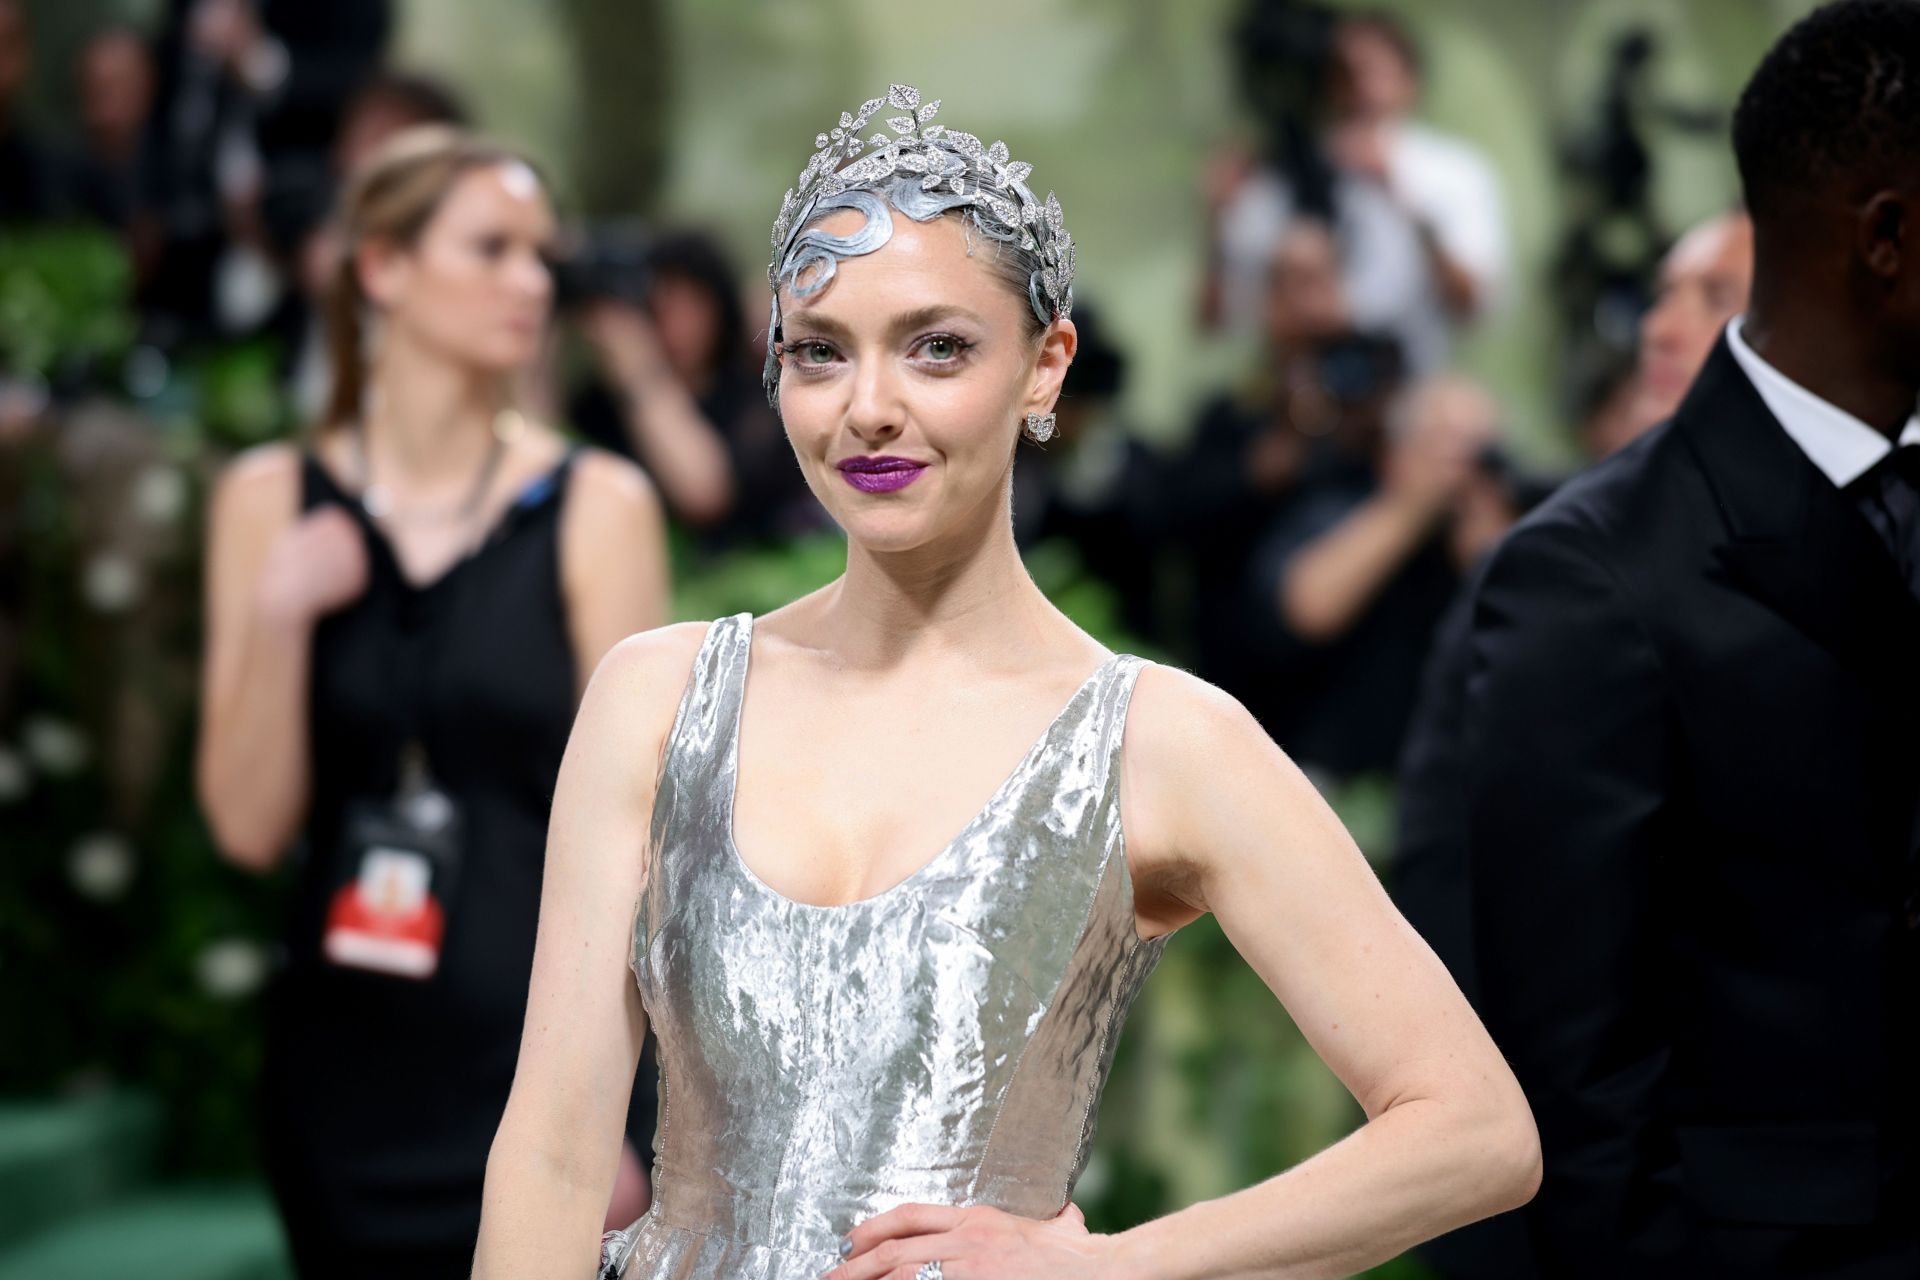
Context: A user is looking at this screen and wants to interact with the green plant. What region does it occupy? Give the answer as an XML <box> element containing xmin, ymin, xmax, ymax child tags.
<box><xmin>0</xmin><ymin>226</ymin><xmax>135</xmax><ymax>385</ymax></box>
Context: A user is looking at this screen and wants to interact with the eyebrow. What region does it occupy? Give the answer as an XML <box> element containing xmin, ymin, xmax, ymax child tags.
<box><xmin>782</xmin><ymin>303</ymin><xmax>989</xmax><ymax>341</ymax></box>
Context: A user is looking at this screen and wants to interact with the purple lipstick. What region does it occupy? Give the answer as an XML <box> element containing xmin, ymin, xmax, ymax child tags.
<box><xmin>837</xmin><ymin>455</ymin><xmax>928</xmax><ymax>493</ymax></box>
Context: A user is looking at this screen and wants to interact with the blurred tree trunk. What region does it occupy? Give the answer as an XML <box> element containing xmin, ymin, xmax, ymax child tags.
<box><xmin>559</xmin><ymin>0</ymin><xmax>672</xmax><ymax>218</ymax></box>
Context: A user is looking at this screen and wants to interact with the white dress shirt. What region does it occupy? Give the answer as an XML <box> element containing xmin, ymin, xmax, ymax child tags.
<box><xmin>1215</xmin><ymin>122</ymin><xmax>1509</xmax><ymax>374</ymax></box>
<box><xmin>1725</xmin><ymin>314</ymin><xmax>1920</xmax><ymax>488</ymax></box>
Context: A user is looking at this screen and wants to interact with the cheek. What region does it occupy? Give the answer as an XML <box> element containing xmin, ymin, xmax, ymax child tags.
<box><xmin>775</xmin><ymin>378</ymin><xmax>837</xmax><ymax>456</ymax></box>
<box><xmin>397</xmin><ymin>248</ymin><xmax>481</xmax><ymax>323</ymax></box>
<box><xmin>917</xmin><ymin>378</ymin><xmax>1024</xmax><ymax>463</ymax></box>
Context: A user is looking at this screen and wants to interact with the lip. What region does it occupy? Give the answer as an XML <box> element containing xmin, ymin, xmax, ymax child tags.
<box><xmin>836</xmin><ymin>455</ymin><xmax>928</xmax><ymax>493</ymax></box>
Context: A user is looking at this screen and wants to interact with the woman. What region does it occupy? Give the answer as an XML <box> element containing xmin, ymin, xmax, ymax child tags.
<box><xmin>476</xmin><ymin>86</ymin><xmax>1537</xmax><ymax>1280</ymax></box>
<box><xmin>196</xmin><ymin>126</ymin><xmax>668</xmax><ymax>1275</ymax></box>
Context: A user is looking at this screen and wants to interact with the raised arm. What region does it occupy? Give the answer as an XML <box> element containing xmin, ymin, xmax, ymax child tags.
<box><xmin>196</xmin><ymin>444</ymin><xmax>364</xmax><ymax>870</ymax></box>
<box><xmin>473</xmin><ymin>623</ymin><xmax>706</xmax><ymax>1278</ymax></box>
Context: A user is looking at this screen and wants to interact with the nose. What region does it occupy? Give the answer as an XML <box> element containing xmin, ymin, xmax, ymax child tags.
<box><xmin>843</xmin><ymin>349</ymin><xmax>903</xmax><ymax>445</ymax></box>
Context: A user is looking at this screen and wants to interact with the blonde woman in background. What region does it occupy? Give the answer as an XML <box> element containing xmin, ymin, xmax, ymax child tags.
<box><xmin>197</xmin><ymin>126</ymin><xmax>667</xmax><ymax>1276</ymax></box>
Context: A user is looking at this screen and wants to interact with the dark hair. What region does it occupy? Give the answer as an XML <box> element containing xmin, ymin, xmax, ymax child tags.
<box><xmin>345</xmin><ymin>70</ymin><xmax>470</xmax><ymax>132</ymax></box>
<box><xmin>1059</xmin><ymin>299</ymin><xmax>1123</xmax><ymax>401</ymax></box>
<box><xmin>1341</xmin><ymin>8</ymin><xmax>1424</xmax><ymax>81</ymax></box>
<box><xmin>1732</xmin><ymin>0</ymin><xmax>1920</xmax><ymax>222</ymax></box>
<box><xmin>647</xmin><ymin>229</ymin><xmax>746</xmax><ymax>375</ymax></box>
<box><xmin>321</xmin><ymin>125</ymin><xmax>544</xmax><ymax>431</ymax></box>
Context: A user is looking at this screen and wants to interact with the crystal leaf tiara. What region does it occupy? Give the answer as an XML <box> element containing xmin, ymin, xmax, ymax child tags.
<box><xmin>762</xmin><ymin>83</ymin><xmax>1075</xmax><ymax>393</ymax></box>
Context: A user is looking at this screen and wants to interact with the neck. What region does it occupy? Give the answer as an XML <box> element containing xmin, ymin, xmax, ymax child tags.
<box><xmin>362</xmin><ymin>328</ymin><xmax>505</xmax><ymax>485</ymax></box>
<box><xmin>1744</xmin><ymin>271</ymin><xmax>1918</xmax><ymax>440</ymax></box>
<box><xmin>818</xmin><ymin>469</ymin><xmax>1054</xmax><ymax>673</ymax></box>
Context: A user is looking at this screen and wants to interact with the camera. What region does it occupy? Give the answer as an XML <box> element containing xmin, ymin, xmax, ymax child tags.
<box><xmin>551</xmin><ymin>220</ymin><xmax>653</xmax><ymax>311</ymax></box>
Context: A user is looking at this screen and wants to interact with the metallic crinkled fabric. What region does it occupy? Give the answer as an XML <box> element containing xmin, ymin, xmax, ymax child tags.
<box><xmin>620</xmin><ymin>612</ymin><xmax>1166</xmax><ymax>1278</ymax></box>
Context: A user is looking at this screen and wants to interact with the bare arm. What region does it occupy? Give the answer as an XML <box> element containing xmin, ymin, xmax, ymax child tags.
<box><xmin>833</xmin><ymin>668</ymin><xmax>1538</xmax><ymax>1280</ymax></box>
<box><xmin>1413</xmin><ymin>217</ymin><xmax>1484</xmax><ymax>322</ymax></box>
<box><xmin>473</xmin><ymin>623</ymin><xmax>709</xmax><ymax>1278</ymax></box>
<box><xmin>195</xmin><ymin>445</ymin><xmax>364</xmax><ymax>870</ymax></box>
<box><xmin>1281</xmin><ymin>394</ymin><xmax>1485</xmax><ymax>642</ymax></box>
<box><xmin>559</xmin><ymin>449</ymin><xmax>672</xmax><ymax>698</ymax></box>
<box><xmin>1108</xmin><ymin>668</ymin><xmax>1539</xmax><ymax>1277</ymax></box>
<box><xmin>1279</xmin><ymin>489</ymin><xmax>1441</xmax><ymax>642</ymax></box>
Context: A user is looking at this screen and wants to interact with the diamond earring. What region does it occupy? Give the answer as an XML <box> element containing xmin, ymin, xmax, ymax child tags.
<box><xmin>1023</xmin><ymin>411</ymin><xmax>1056</xmax><ymax>443</ymax></box>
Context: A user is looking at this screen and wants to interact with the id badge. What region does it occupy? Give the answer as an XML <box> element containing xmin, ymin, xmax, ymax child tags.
<box><xmin>323</xmin><ymin>743</ymin><xmax>463</xmax><ymax>980</ymax></box>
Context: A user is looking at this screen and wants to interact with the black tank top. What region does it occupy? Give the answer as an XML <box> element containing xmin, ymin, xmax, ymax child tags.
<box><xmin>263</xmin><ymin>445</ymin><xmax>581</xmax><ymax>1260</ymax></box>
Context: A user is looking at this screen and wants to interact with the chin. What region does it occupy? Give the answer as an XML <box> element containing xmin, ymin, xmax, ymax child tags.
<box><xmin>830</xmin><ymin>503</ymin><xmax>947</xmax><ymax>553</ymax></box>
<box><xmin>839</xmin><ymin>517</ymin><xmax>934</xmax><ymax>553</ymax></box>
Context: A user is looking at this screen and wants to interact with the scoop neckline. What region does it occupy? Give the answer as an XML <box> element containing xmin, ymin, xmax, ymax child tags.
<box><xmin>721</xmin><ymin>612</ymin><xmax>1122</xmax><ymax>913</ymax></box>
<box><xmin>304</xmin><ymin>446</ymin><xmax>576</xmax><ymax>594</ymax></box>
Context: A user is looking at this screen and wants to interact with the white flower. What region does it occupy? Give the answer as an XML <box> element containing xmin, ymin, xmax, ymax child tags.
<box><xmin>132</xmin><ymin>464</ymin><xmax>188</xmax><ymax>525</ymax></box>
<box><xmin>0</xmin><ymin>745</ymin><xmax>28</xmax><ymax>802</ymax></box>
<box><xmin>82</xmin><ymin>553</ymin><xmax>143</xmax><ymax>613</ymax></box>
<box><xmin>195</xmin><ymin>938</ymin><xmax>269</xmax><ymax>999</ymax></box>
<box><xmin>69</xmin><ymin>832</ymin><xmax>136</xmax><ymax>901</ymax></box>
<box><xmin>22</xmin><ymin>716</ymin><xmax>89</xmax><ymax>776</ymax></box>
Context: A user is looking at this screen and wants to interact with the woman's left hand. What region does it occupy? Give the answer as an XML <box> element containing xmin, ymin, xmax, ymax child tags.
<box><xmin>826</xmin><ymin>1201</ymin><xmax>1133</xmax><ymax>1280</ymax></box>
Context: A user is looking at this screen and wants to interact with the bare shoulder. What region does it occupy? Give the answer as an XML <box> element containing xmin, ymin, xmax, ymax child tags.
<box><xmin>1125</xmin><ymin>660</ymin><xmax>1275</xmax><ymax>777</ymax></box>
<box><xmin>209</xmin><ymin>440</ymin><xmax>303</xmax><ymax>525</ymax></box>
<box><xmin>586</xmin><ymin>619</ymin><xmax>710</xmax><ymax>714</ymax></box>
<box><xmin>566</xmin><ymin>444</ymin><xmax>662</xmax><ymax>522</ymax></box>
<box><xmin>572</xmin><ymin>620</ymin><xmax>714</xmax><ymax>762</ymax></box>
<box><xmin>1121</xmin><ymin>662</ymin><xmax>1321</xmax><ymax>919</ymax></box>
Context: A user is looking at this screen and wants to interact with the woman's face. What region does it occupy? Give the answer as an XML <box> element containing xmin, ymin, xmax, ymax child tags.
<box><xmin>363</xmin><ymin>162</ymin><xmax>556</xmax><ymax>374</ymax></box>
<box><xmin>775</xmin><ymin>209</ymin><xmax>1074</xmax><ymax>553</ymax></box>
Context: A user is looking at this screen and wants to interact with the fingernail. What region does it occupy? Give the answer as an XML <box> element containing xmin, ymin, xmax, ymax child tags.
<box><xmin>838</xmin><ymin>1236</ymin><xmax>853</xmax><ymax>1258</ymax></box>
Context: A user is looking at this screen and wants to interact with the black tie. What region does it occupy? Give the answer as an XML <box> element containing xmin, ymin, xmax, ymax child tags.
<box><xmin>1852</xmin><ymin>444</ymin><xmax>1920</xmax><ymax>602</ymax></box>
<box><xmin>1855</xmin><ymin>445</ymin><xmax>1920</xmax><ymax>931</ymax></box>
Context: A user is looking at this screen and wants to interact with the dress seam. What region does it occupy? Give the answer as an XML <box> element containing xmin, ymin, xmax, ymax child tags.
<box><xmin>968</xmin><ymin>661</ymin><xmax>1137</xmax><ymax>1204</ymax></box>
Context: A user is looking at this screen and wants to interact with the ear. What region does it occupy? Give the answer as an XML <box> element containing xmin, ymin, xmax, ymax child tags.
<box><xmin>1856</xmin><ymin>189</ymin><xmax>1908</xmax><ymax>282</ymax></box>
<box><xmin>355</xmin><ymin>236</ymin><xmax>410</xmax><ymax>310</ymax></box>
<box><xmin>1024</xmin><ymin>317</ymin><xmax>1079</xmax><ymax>416</ymax></box>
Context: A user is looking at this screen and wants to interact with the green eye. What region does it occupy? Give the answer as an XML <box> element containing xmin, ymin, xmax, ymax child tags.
<box><xmin>799</xmin><ymin>342</ymin><xmax>834</xmax><ymax>364</ymax></box>
<box><xmin>919</xmin><ymin>334</ymin><xmax>970</xmax><ymax>362</ymax></box>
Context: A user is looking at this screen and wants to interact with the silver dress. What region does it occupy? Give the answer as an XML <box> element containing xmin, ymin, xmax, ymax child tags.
<box><xmin>616</xmin><ymin>612</ymin><xmax>1166</xmax><ymax>1278</ymax></box>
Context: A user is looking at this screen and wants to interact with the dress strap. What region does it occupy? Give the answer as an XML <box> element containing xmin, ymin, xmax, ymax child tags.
<box><xmin>649</xmin><ymin>612</ymin><xmax>753</xmax><ymax>837</ymax></box>
<box><xmin>1091</xmin><ymin>654</ymin><xmax>1148</xmax><ymax>801</ymax></box>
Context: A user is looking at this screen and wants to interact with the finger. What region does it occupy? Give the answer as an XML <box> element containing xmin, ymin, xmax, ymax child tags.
<box><xmin>843</xmin><ymin>1203</ymin><xmax>966</xmax><ymax>1259</ymax></box>
<box><xmin>826</xmin><ymin>1228</ymin><xmax>958</xmax><ymax>1280</ymax></box>
<box><xmin>1052</xmin><ymin>1200</ymin><xmax>1086</xmax><ymax>1229</ymax></box>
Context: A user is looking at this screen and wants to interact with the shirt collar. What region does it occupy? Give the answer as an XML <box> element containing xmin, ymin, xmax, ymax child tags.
<box><xmin>1725</xmin><ymin>315</ymin><xmax>1920</xmax><ymax>488</ymax></box>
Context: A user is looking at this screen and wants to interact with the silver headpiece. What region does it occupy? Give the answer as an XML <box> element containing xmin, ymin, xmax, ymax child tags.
<box><xmin>763</xmin><ymin>83</ymin><xmax>1075</xmax><ymax>397</ymax></box>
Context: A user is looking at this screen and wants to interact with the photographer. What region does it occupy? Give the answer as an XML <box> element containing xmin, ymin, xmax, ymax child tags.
<box><xmin>1172</xmin><ymin>219</ymin><xmax>1406</xmax><ymax>736</ymax></box>
<box><xmin>1206</xmin><ymin>5</ymin><xmax>1508</xmax><ymax>373</ymax></box>
<box><xmin>566</xmin><ymin>229</ymin><xmax>816</xmax><ymax>548</ymax></box>
<box><xmin>1253</xmin><ymin>374</ymin><xmax>1523</xmax><ymax>778</ymax></box>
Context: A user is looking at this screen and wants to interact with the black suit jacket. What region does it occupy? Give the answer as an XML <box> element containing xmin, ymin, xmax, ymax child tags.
<box><xmin>1460</xmin><ymin>338</ymin><xmax>1920</xmax><ymax>1278</ymax></box>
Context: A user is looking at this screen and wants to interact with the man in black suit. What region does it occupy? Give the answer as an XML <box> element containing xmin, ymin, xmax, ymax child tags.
<box><xmin>1459</xmin><ymin>3</ymin><xmax>1920</xmax><ymax>1276</ymax></box>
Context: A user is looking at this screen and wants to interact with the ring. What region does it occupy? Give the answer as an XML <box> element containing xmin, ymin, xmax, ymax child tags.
<box><xmin>916</xmin><ymin>1264</ymin><xmax>944</xmax><ymax>1280</ymax></box>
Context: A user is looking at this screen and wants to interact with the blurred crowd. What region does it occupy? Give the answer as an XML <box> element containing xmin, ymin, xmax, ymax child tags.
<box><xmin>0</xmin><ymin>0</ymin><xmax>822</xmax><ymax>550</ymax></box>
<box><xmin>0</xmin><ymin>0</ymin><xmax>1757</xmax><ymax>781</ymax></box>
<box><xmin>0</xmin><ymin>0</ymin><xmax>1812</xmax><ymax>1274</ymax></box>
